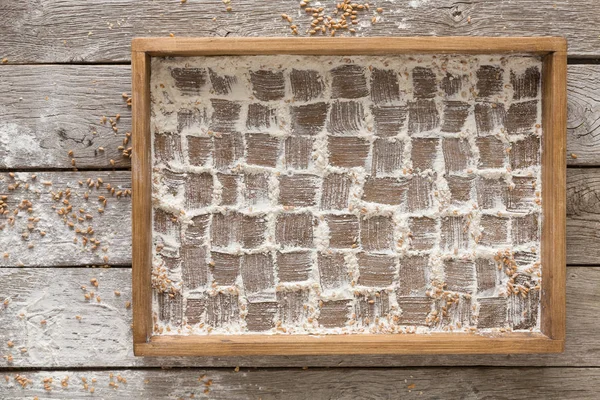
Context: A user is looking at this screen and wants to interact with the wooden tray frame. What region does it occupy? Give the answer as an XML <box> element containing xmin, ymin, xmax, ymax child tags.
<box><xmin>131</xmin><ymin>37</ymin><xmax>566</xmax><ymax>356</ymax></box>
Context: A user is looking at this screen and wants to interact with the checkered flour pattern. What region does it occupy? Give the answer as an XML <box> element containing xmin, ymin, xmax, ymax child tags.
<box><xmin>150</xmin><ymin>54</ymin><xmax>543</xmax><ymax>335</ymax></box>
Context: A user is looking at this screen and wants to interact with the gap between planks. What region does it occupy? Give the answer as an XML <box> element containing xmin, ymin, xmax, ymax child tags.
<box><xmin>3</xmin><ymin>55</ymin><xmax>598</xmax><ymax>67</ymax></box>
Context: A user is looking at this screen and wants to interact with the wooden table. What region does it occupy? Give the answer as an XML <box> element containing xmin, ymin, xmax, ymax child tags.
<box><xmin>1</xmin><ymin>1</ymin><xmax>599</xmax><ymax>398</ymax></box>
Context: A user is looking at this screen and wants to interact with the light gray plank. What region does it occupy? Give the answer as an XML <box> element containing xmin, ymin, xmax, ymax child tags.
<box><xmin>0</xmin><ymin>0</ymin><xmax>599</xmax><ymax>62</ymax></box>
<box><xmin>567</xmin><ymin>65</ymin><xmax>600</xmax><ymax>166</ymax></box>
<box><xmin>567</xmin><ymin>168</ymin><xmax>600</xmax><ymax>264</ymax></box>
<box><xmin>0</xmin><ymin>172</ymin><xmax>131</xmax><ymax>266</ymax></box>
<box><xmin>0</xmin><ymin>64</ymin><xmax>598</xmax><ymax>169</ymax></box>
<box><xmin>2</xmin><ymin>368</ymin><xmax>600</xmax><ymax>400</ymax></box>
<box><xmin>0</xmin><ymin>65</ymin><xmax>131</xmax><ymax>169</ymax></box>
<box><xmin>0</xmin><ymin>267</ymin><xmax>596</xmax><ymax>368</ymax></box>
<box><xmin>0</xmin><ymin>168</ymin><xmax>593</xmax><ymax>266</ymax></box>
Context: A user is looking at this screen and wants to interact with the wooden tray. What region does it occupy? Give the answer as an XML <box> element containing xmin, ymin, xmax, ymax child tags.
<box><xmin>131</xmin><ymin>37</ymin><xmax>566</xmax><ymax>356</ymax></box>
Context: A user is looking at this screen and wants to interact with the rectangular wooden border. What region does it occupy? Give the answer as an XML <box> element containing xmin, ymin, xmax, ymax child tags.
<box><xmin>132</xmin><ymin>50</ymin><xmax>153</xmax><ymax>346</ymax></box>
<box><xmin>132</xmin><ymin>37</ymin><xmax>567</xmax><ymax>356</ymax></box>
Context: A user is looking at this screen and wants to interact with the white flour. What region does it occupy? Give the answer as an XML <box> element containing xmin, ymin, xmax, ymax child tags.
<box><xmin>150</xmin><ymin>54</ymin><xmax>543</xmax><ymax>336</ymax></box>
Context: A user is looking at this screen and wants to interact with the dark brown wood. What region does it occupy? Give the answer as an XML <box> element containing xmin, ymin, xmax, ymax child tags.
<box><xmin>284</xmin><ymin>136</ymin><xmax>313</xmax><ymax>170</ymax></box>
<box><xmin>479</xmin><ymin>215</ymin><xmax>510</xmax><ymax>246</ymax></box>
<box><xmin>211</xmin><ymin>252</ymin><xmax>240</xmax><ymax>286</ymax></box>
<box><xmin>447</xmin><ymin>175</ymin><xmax>475</xmax><ymax>204</ymax></box>
<box><xmin>442</xmin><ymin>138</ymin><xmax>472</xmax><ymax>173</ymax></box>
<box><xmin>328</xmin><ymin>101</ymin><xmax>365</xmax><ymax>134</ymax></box>
<box><xmin>210</xmin><ymin>100</ymin><xmax>242</xmax><ymax>133</ymax></box>
<box><xmin>567</xmin><ymin>65</ymin><xmax>600</xmax><ymax>165</ymax></box>
<box><xmin>181</xmin><ymin>245</ymin><xmax>208</xmax><ymax>290</ymax></box>
<box><xmin>187</xmin><ymin>136</ymin><xmax>212</xmax><ymax>166</ymax></box>
<box><xmin>540</xmin><ymin>49</ymin><xmax>567</xmax><ymax>342</ymax></box>
<box><xmin>406</xmin><ymin>174</ymin><xmax>435</xmax><ymax>212</ymax></box>
<box><xmin>320</xmin><ymin>173</ymin><xmax>351</xmax><ymax>210</ymax></box>
<box><xmin>246</xmin><ymin>301</ymin><xmax>277</xmax><ymax>331</ymax></box>
<box><xmin>290</xmin><ymin>102</ymin><xmax>328</xmax><ymax>135</ymax></box>
<box><xmin>319</xmin><ymin>299</ymin><xmax>352</xmax><ymax>327</ymax></box>
<box><xmin>362</xmin><ymin>177</ymin><xmax>407</xmax><ymax>205</ymax></box>
<box><xmin>326</xmin><ymin>214</ymin><xmax>359</xmax><ymax>249</ymax></box>
<box><xmin>372</xmin><ymin>138</ymin><xmax>404</xmax><ymax>176</ymax></box>
<box><xmin>408</xmin><ymin>217</ymin><xmax>437</xmax><ymax>251</ymax></box>
<box><xmin>356</xmin><ymin>253</ymin><xmax>396</xmax><ymax>287</ymax></box>
<box><xmin>243</xmin><ymin>173</ymin><xmax>270</xmax><ymax>206</ymax></box>
<box><xmin>360</xmin><ymin>215</ymin><xmax>394</xmax><ymax>252</ymax></box>
<box><xmin>241</xmin><ymin>253</ymin><xmax>275</xmax><ymax>296</ymax></box>
<box><xmin>277</xmin><ymin>289</ymin><xmax>310</xmax><ymax>325</ymax></box>
<box><xmin>477</xmin><ymin>136</ymin><xmax>506</xmax><ymax>168</ymax></box>
<box><xmin>327</xmin><ymin>136</ymin><xmax>370</xmax><ymax>168</ymax></box>
<box><xmin>440</xmin><ymin>215</ymin><xmax>469</xmax><ymax>251</ymax></box>
<box><xmin>317</xmin><ymin>252</ymin><xmax>349</xmax><ymax>291</ymax></box>
<box><xmin>250</xmin><ymin>70</ymin><xmax>285</xmax><ymax>101</ymax></box>
<box><xmin>478</xmin><ymin>297</ymin><xmax>508</xmax><ymax>328</ymax></box>
<box><xmin>247</xmin><ymin>103</ymin><xmax>277</xmax><ymax>130</ymax></box>
<box><xmin>277</xmin><ymin>251</ymin><xmax>312</xmax><ymax>282</ymax></box>
<box><xmin>245</xmin><ymin>133</ymin><xmax>280</xmax><ymax>168</ymax></box>
<box><xmin>371</xmin><ymin>68</ymin><xmax>401</xmax><ymax>103</ymax></box>
<box><xmin>290</xmin><ymin>69</ymin><xmax>324</xmax><ymax>101</ymax></box>
<box><xmin>132</xmin><ymin>50</ymin><xmax>152</xmax><ymax>346</ymax></box>
<box><xmin>275</xmin><ymin>213</ymin><xmax>314</xmax><ymax>248</ymax></box>
<box><xmin>213</xmin><ymin>132</ymin><xmax>243</xmax><ymax>169</ymax></box>
<box><xmin>396</xmin><ymin>297</ymin><xmax>432</xmax><ymax>325</ymax></box>
<box><xmin>371</xmin><ymin>105</ymin><xmax>407</xmax><ymax>137</ymax></box>
<box><xmin>411</xmin><ymin>138</ymin><xmax>439</xmax><ymax>171</ymax></box>
<box><xmin>444</xmin><ymin>259</ymin><xmax>476</xmax><ymax>294</ymax></box>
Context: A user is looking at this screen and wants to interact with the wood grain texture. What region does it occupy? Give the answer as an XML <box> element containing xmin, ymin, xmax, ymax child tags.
<box><xmin>139</xmin><ymin>44</ymin><xmax>558</xmax><ymax>354</ymax></box>
<box><xmin>0</xmin><ymin>168</ymin><xmax>594</xmax><ymax>267</ymax></box>
<box><xmin>0</xmin><ymin>0</ymin><xmax>598</xmax><ymax>62</ymax></box>
<box><xmin>134</xmin><ymin>36</ymin><xmax>565</xmax><ymax>56</ymax></box>
<box><xmin>2</xmin><ymin>367</ymin><xmax>600</xmax><ymax>399</ymax></box>
<box><xmin>540</xmin><ymin>50</ymin><xmax>567</xmax><ymax>341</ymax></box>
<box><xmin>0</xmin><ymin>0</ymin><xmax>594</xmax><ymax>392</ymax></box>
<box><xmin>138</xmin><ymin>333</ymin><xmax>560</xmax><ymax>357</ymax></box>
<box><xmin>0</xmin><ymin>172</ymin><xmax>131</xmax><ymax>267</ymax></box>
<box><xmin>567</xmin><ymin>168</ymin><xmax>600</xmax><ymax>264</ymax></box>
<box><xmin>0</xmin><ymin>65</ymin><xmax>131</xmax><ymax>169</ymax></box>
<box><xmin>0</xmin><ymin>64</ymin><xmax>597</xmax><ymax>169</ymax></box>
<box><xmin>567</xmin><ymin>65</ymin><xmax>600</xmax><ymax>165</ymax></box>
<box><xmin>0</xmin><ymin>267</ymin><xmax>596</xmax><ymax>367</ymax></box>
<box><xmin>131</xmin><ymin>51</ymin><xmax>152</xmax><ymax>346</ymax></box>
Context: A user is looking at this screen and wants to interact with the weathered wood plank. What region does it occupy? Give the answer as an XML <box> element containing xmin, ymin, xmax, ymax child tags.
<box><xmin>2</xmin><ymin>367</ymin><xmax>600</xmax><ymax>399</ymax></box>
<box><xmin>0</xmin><ymin>65</ymin><xmax>131</xmax><ymax>169</ymax></box>
<box><xmin>0</xmin><ymin>168</ymin><xmax>596</xmax><ymax>267</ymax></box>
<box><xmin>0</xmin><ymin>64</ymin><xmax>597</xmax><ymax>169</ymax></box>
<box><xmin>0</xmin><ymin>0</ymin><xmax>599</xmax><ymax>62</ymax></box>
<box><xmin>567</xmin><ymin>65</ymin><xmax>600</xmax><ymax>165</ymax></box>
<box><xmin>0</xmin><ymin>172</ymin><xmax>131</xmax><ymax>266</ymax></box>
<box><xmin>0</xmin><ymin>267</ymin><xmax>597</xmax><ymax>367</ymax></box>
<box><xmin>567</xmin><ymin>168</ymin><xmax>600</xmax><ymax>264</ymax></box>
